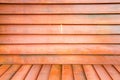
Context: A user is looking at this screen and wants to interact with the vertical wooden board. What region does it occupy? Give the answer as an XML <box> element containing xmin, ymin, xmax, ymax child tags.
<box><xmin>83</xmin><ymin>65</ymin><xmax>100</xmax><ymax>80</ymax></box>
<box><xmin>0</xmin><ymin>65</ymin><xmax>11</xmax><ymax>77</ymax></box>
<box><xmin>93</xmin><ymin>65</ymin><xmax>112</xmax><ymax>80</ymax></box>
<box><xmin>0</xmin><ymin>65</ymin><xmax>20</xmax><ymax>80</ymax></box>
<box><xmin>114</xmin><ymin>65</ymin><xmax>120</xmax><ymax>73</ymax></box>
<box><xmin>62</xmin><ymin>65</ymin><xmax>73</xmax><ymax>80</ymax></box>
<box><xmin>37</xmin><ymin>65</ymin><xmax>51</xmax><ymax>80</ymax></box>
<box><xmin>25</xmin><ymin>65</ymin><xmax>41</xmax><ymax>80</ymax></box>
<box><xmin>104</xmin><ymin>65</ymin><xmax>120</xmax><ymax>80</ymax></box>
<box><xmin>73</xmin><ymin>65</ymin><xmax>86</xmax><ymax>80</ymax></box>
<box><xmin>11</xmin><ymin>65</ymin><xmax>32</xmax><ymax>80</ymax></box>
<box><xmin>49</xmin><ymin>65</ymin><xmax>61</xmax><ymax>80</ymax></box>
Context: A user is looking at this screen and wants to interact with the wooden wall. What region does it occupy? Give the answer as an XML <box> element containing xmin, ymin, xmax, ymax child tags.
<box><xmin>0</xmin><ymin>0</ymin><xmax>120</xmax><ymax>64</ymax></box>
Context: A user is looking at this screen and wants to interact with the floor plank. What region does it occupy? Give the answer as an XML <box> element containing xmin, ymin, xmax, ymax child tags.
<box><xmin>62</xmin><ymin>65</ymin><xmax>73</xmax><ymax>80</ymax></box>
<box><xmin>49</xmin><ymin>65</ymin><xmax>61</xmax><ymax>80</ymax></box>
<box><xmin>25</xmin><ymin>65</ymin><xmax>41</xmax><ymax>80</ymax></box>
<box><xmin>37</xmin><ymin>65</ymin><xmax>51</xmax><ymax>80</ymax></box>
<box><xmin>11</xmin><ymin>65</ymin><xmax>31</xmax><ymax>80</ymax></box>
<box><xmin>0</xmin><ymin>65</ymin><xmax>20</xmax><ymax>80</ymax></box>
<box><xmin>0</xmin><ymin>64</ymin><xmax>119</xmax><ymax>80</ymax></box>
<box><xmin>83</xmin><ymin>65</ymin><xmax>100</xmax><ymax>80</ymax></box>
<box><xmin>0</xmin><ymin>65</ymin><xmax>11</xmax><ymax>77</ymax></box>
<box><xmin>104</xmin><ymin>65</ymin><xmax>120</xmax><ymax>80</ymax></box>
<box><xmin>114</xmin><ymin>65</ymin><xmax>120</xmax><ymax>73</ymax></box>
<box><xmin>94</xmin><ymin>65</ymin><xmax>112</xmax><ymax>80</ymax></box>
<box><xmin>73</xmin><ymin>65</ymin><xmax>86</xmax><ymax>80</ymax></box>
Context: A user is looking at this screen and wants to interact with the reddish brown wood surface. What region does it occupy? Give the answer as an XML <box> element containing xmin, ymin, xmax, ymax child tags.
<box><xmin>0</xmin><ymin>55</ymin><xmax>120</xmax><ymax>64</ymax></box>
<box><xmin>0</xmin><ymin>0</ymin><xmax>120</xmax><ymax>4</ymax></box>
<box><xmin>0</xmin><ymin>35</ymin><xmax>120</xmax><ymax>44</ymax></box>
<box><xmin>0</xmin><ymin>64</ymin><xmax>119</xmax><ymax>80</ymax></box>
<box><xmin>0</xmin><ymin>0</ymin><xmax>120</xmax><ymax>66</ymax></box>
<box><xmin>0</xmin><ymin>4</ymin><xmax>120</xmax><ymax>14</ymax></box>
<box><xmin>0</xmin><ymin>15</ymin><xmax>120</xmax><ymax>24</ymax></box>
<box><xmin>0</xmin><ymin>44</ymin><xmax>120</xmax><ymax>54</ymax></box>
<box><xmin>0</xmin><ymin>25</ymin><xmax>120</xmax><ymax>34</ymax></box>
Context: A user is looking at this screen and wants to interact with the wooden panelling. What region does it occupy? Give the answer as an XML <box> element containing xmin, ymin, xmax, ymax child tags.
<box><xmin>0</xmin><ymin>35</ymin><xmax>120</xmax><ymax>44</ymax></box>
<box><xmin>0</xmin><ymin>25</ymin><xmax>120</xmax><ymax>34</ymax></box>
<box><xmin>0</xmin><ymin>4</ymin><xmax>120</xmax><ymax>14</ymax></box>
<box><xmin>0</xmin><ymin>55</ymin><xmax>119</xmax><ymax>64</ymax></box>
<box><xmin>0</xmin><ymin>15</ymin><xmax>120</xmax><ymax>24</ymax></box>
<box><xmin>0</xmin><ymin>44</ymin><xmax>120</xmax><ymax>54</ymax></box>
<box><xmin>0</xmin><ymin>0</ymin><xmax>120</xmax><ymax>66</ymax></box>
<box><xmin>0</xmin><ymin>0</ymin><xmax>120</xmax><ymax>4</ymax></box>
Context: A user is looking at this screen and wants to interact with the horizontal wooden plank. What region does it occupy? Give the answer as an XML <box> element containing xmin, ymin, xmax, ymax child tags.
<box><xmin>0</xmin><ymin>44</ymin><xmax>120</xmax><ymax>54</ymax></box>
<box><xmin>0</xmin><ymin>4</ymin><xmax>120</xmax><ymax>14</ymax></box>
<box><xmin>0</xmin><ymin>0</ymin><xmax>120</xmax><ymax>4</ymax></box>
<box><xmin>0</xmin><ymin>15</ymin><xmax>120</xmax><ymax>24</ymax></box>
<box><xmin>0</xmin><ymin>35</ymin><xmax>120</xmax><ymax>44</ymax></box>
<box><xmin>0</xmin><ymin>55</ymin><xmax>120</xmax><ymax>64</ymax></box>
<box><xmin>1</xmin><ymin>25</ymin><xmax>120</xmax><ymax>34</ymax></box>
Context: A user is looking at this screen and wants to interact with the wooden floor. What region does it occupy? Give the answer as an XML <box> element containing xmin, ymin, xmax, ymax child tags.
<box><xmin>0</xmin><ymin>64</ymin><xmax>119</xmax><ymax>80</ymax></box>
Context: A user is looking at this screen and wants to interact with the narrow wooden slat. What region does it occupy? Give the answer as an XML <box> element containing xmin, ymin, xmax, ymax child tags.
<box><xmin>104</xmin><ymin>65</ymin><xmax>120</xmax><ymax>80</ymax></box>
<box><xmin>0</xmin><ymin>4</ymin><xmax>120</xmax><ymax>14</ymax></box>
<box><xmin>25</xmin><ymin>65</ymin><xmax>41</xmax><ymax>80</ymax></box>
<box><xmin>93</xmin><ymin>65</ymin><xmax>112</xmax><ymax>80</ymax></box>
<box><xmin>0</xmin><ymin>44</ymin><xmax>120</xmax><ymax>55</ymax></box>
<box><xmin>0</xmin><ymin>65</ymin><xmax>20</xmax><ymax>80</ymax></box>
<box><xmin>62</xmin><ymin>65</ymin><xmax>73</xmax><ymax>80</ymax></box>
<box><xmin>0</xmin><ymin>0</ymin><xmax>120</xmax><ymax>3</ymax></box>
<box><xmin>49</xmin><ymin>65</ymin><xmax>61</xmax><ymax>80</ymax></box>
<box><xmin>114</xmin><ymin>65</ymin><xmax>120</xmax><ymax>72</ymax></box>
<box><xmin>0</xmin><ymin>65</ymin><xmax>11</xmax><ymax>77</ymax></box>
<box><xmin>83</xmin><ymin>65</ymin><xmax>100</xmax><ymax>80</ymax></box>
<box><xmin>73</xmin><ymin>65</ymin><xmax>86</xmax><ymax>80</ymax></box>
<box><xmin>11</xmin><ymin>65</ymin><xmax>31</xmax><ymax>80</ymax></box>
<box><xmin>0</xmin><ymin>35</ymin><xmax>120</xmax><ymax>44</ymax></box>
<box><xmin>0</xmin><ymin>55</ymin><xmax>120</xmax><ymax>64</ymax></box>
<box><xmin>37</xmin><ymin>65</ymin><xmax>51</xmax><ymax>80</ymax></box>
<box><xmin>0</xmin><ymin>15</ymin><xmax>120</xmax><ymax>24</ymax></box>
<box><xmin>0</xmin><ymin>25</ymin><xmax>120</xmax><ymax>34</ymax></box>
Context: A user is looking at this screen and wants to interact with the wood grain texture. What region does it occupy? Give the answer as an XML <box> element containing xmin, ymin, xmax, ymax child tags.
<box><xmin>93</xmin><ymin>65</ymin><xmax>112</xmax><ymax>80</ymax></box>
<box><xmin>0</xmin><ymin>55</ymin><xmax>120</xmax><ymax>64</ymax></box>
<box><xmin>0</xmin><ymin>4</ymin><xmax>120</xmax><ymax>14</ymax></box>
<box><xmin>104</xmin><ymin>65</ymin><xmax>120</xmax><ymax>80</ymax></box>
<box><xmin>0</xmin><ymin>35</ymin><xmax>120</xmax><ymax>44</ymax></box>
<box><xmin>83</xmin><ymin>65</ymin><xmax>100</xmax><ymax>80</ymax></box>
<box><xmin>0</xmin><ymin>64</ymin><xmax>119</xmax><ymax>80</ymax></box>
<box><xmin>0</xmin><ymin>65</ymin><xmax>11</xmax><ymax>76</ymax></box>
<box><xmin>0</xmin><ymin>0</ymin><xmax>120</xmax><ymax>3</ymax></box>
<box><xmin>25</xmin><ymin>65</ymin><xmax>41</xmax><ymax>80</ymax></box>
<box><xmin>0</xmin><ymin>44</ymin><xmax>120</xmax><ymax>54</ymax></box>
<box><xmin>62</xmin><ymin>65</ymin><xmax>73</xmax><ymax>80</ymax></box>
<box><xmin>0</xmin><ymin>65</ymin><xmax>20</xmax><ymax>80</ymax></box>
<box><xmin>11</xmin><ymin>65</ymin><xmax>31</xmax><ymax>80</ymax></box>
<box><xmin>49</xmin><ymin>65</ymin><xmax>61</xmax><ymax>80</ymax></box>
<box><xmin>73</xmin><ymin>65</ymin><xmax>86</xmax><ymax>80</ymax></box>
<box><xmin>0</xmin><ymin>15</ymin><xmax>120</xmax><ymax>24</ymax></box>
<box><xmin>0</xmin><ymin>25</ymin><xmax>120</xmax><ymax>34</ymax></box>
<box><xmin>37</xmin><ymin>65</ymin><xmax>51</xmax><ymax>80</ymax></box>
